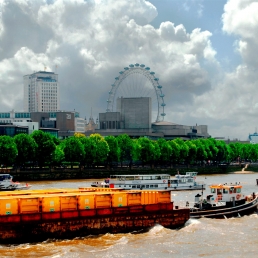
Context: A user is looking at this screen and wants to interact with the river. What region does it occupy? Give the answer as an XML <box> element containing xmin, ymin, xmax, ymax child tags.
<box><xmin>0</xmin><ymin>172</ymin><xmax>257</xmax><ymax>258</ymax></box>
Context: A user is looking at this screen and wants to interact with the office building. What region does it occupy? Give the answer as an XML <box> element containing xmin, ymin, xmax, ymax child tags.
<box><xmin>23</xmin><ymin>71</ymin><xmax>60</xmax><ymax>112</ymax></box>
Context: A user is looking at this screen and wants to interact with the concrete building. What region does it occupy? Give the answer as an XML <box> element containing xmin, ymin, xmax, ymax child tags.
<box><xmin>0</xmin><ymin>110</ymin><xmax>85</xmax><ymax>138</ymax></box>
<box><xmin>23</xmin><ymin>71</ymin><xmax>60</xmax><ymax>112</ymax></box>
<box><xmin>99</xmin><ymin>97</ymin><xmax>151</xmax><ymax>131</ymax></box>
<box><xmin>96</xmin><ymin>97</ymin><xmax>210</xmax><ymax>140</ymax></box>
<box><xmin>116</xmin><ymin>97</ymin><xmax>151</xmax><ymax>129</ymax></box>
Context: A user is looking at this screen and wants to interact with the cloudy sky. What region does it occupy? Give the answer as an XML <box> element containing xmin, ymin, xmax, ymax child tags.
<box><xmin>0</xmin><ymin>0</ymin><xmax>258</xmax><ymax>140</ymax></box>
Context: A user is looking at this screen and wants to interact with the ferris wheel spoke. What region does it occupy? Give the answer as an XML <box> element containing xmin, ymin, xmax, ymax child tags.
<box><xmin>107</xmin><ymin>64</ymin><xmax>166</xmax><ymax>122</ymax></box>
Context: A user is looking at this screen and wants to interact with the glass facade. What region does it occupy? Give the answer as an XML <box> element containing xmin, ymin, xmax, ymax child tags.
<box><xmin>0</xmin><ymin>113</ymin><xmax>10</xmax><ymax>118</ymax></box>
<box><xmin>15</xmin><ymin>113</ymin><xmax>31</xmax><ymax>118</ymax></box>
<box><xmin>0</xmin><ymin>126</ymin><xmax>28</xmax><ymax>137</ymax></box>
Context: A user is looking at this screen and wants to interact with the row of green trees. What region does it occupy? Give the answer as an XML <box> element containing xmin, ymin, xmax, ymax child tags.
<box><xmin>0</xmin><ymin>131</ymin><xmax>257</xmax><ymax>169</ymax></box>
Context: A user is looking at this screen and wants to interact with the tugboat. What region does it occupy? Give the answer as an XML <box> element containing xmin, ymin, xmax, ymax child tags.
<box><xmin>91</xmin><ymin>172</ymin><xmax>205</xmax><ymax>191</ymax></box>
<box><xmin>190</xmin><ymin>183</ymin><xmax>258</xmax><ymax>219</ymax></box>
<box><xmin>0</xmin><ymin>174</ymin><xmax>31</xmax><ymax>191</ymax></box>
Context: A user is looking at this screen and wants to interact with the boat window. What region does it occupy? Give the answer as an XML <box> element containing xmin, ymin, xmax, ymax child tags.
<box><xmin>126</xmin><ymin>176</ymin><xmax>134</xmax><ymax>181</ymax></box>
<box><xmin>143</xmin><ymin>176</ymin><xmax>151</xmax><ymax>180</ymax></box>
<box><xmin>154</xmin><ymin>185</ymin><xmax>158</xmax><ymax>188</ymax></box>
<box><xmin>229</xmin><ymin>187</ymin><xmax>234</xmax><ymax>194</ymax></box>
<box><xmin>154</xmin><ymin>176</ymin><xmax>161</xmax><ymax>180</ymax></box>
<box><xmin>171</xmin><ymin>180</ymin><xmax>178</xmax><ymax>184</ymax></box>
<box><xmin>135</xmin><ymin>176</ymin><xmax>142</xmax><ymax>180</ymax></box>
<box><xmin>146</xmin><ymin>185</ymin><xmax>149</xmax><ymax>188</ymax></box>
<box><xmin>211</xmin><ymin>188</ymin><xmax>216</xmax><ymax>194</ymax></box>
<box><xmin>223</xmin><ymin>189</ymin><xmax>228</xmax><ymax>194</ymax></box>
<box><xmin>132</xmin><ymin>185</ymin><xmax>136</xmax><ymax>188</ymax></box>
<box><xmin>217</xmin><ymin>189</ymin><xmax>222</xmax><ymax>195</ymax></box>
<box><xmin>187</xmin><ymin>179</ymin><xmax>193</xmax><ymax>183</ymax></box>
<box><xmin>118</xmin><ymin>177</ymin><xmax>125</xmax><ymax>181</ymax></box>
<box><xmin>179</xmin><ymin>179</ymin><xmax>186</xmax><ymax>184</ymax></box>
<box><xmin>150</xmin><ymin>185</ymin><xmax>154</xmax><ymax>188</ymax></box>
<box><xmin>141</xmin><ymin>185</ymin><xmax>145</xmax><ymax>188</ymax></box>
<box><xmin>236</xmin><ymin>188</ymin><xmax>241</xmax><ymax>193</ymax></box>
<box><xmin>137</xmin><ymin>185</ymin><xmax>141</xmax><ymax>188</ymax></box>
<box><xmin>162</xmin><ymin>176</ymin><xmax>170</xmax><ymax>179</ymax></box>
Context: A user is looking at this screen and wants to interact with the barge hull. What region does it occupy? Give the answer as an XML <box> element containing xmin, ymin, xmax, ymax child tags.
<box><xmin>0</xmin><ymin>204</ymin><xmax>189</xmax><ymax>244</ymax></box>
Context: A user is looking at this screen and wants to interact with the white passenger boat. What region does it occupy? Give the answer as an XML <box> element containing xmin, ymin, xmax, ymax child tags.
<box><xmin>0</xmin><ymin>174</ymin><xmax>31</xmax><ymax>191</ymax></box>
<box><xmin>91</xmin><ymin>172</ymin><xmax>205</xmax><ymax>191</ymax></box>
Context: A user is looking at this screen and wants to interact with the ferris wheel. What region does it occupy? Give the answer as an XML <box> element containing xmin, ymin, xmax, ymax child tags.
<box><xmin>106</xmin><ymin>63</ymin><xmax>166</xmax><ymax>122</ymax></box>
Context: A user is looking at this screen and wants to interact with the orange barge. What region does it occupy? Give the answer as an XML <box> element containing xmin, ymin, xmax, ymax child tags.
<box><xmin>0</xmin><ymin>188</ymin><xmax>189</xmax><ymax>244</ymax></box>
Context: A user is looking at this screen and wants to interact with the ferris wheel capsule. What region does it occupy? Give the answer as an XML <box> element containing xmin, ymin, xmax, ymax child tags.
<box><xmin>119</xmin><ymin>71</ymin><xmax>124</xmax><ymax>74</ymax></box>
<box><xmin>124</xmin><ymin>67</ymin><xmax>129</xmax><ymax>70</ymax></box>
<box><xmin>135</xmin><ymin>63</ymin><xmax>139</xmax><ymax>66</ymax></box>
<box><xmin>129</xmin><ymin>64</ymin><xmax>134</xmax><ymax>68</ymax></box>
<box><xmin>157</xmin><ymin>85</ymin><xmax>162</xmax><ymax>89</ymax></box>
<box><xmin>145</xmin><ymin>67</ymin><xmax>150</xmax><ymax>70</ymax></box>
<box><xmin>115</xmin><ymin>77</ymin><xmax>119</xmax><ymax>80</ymax></box>
<box><xmin>150</xmin><ymin>71</ymin><xmax>155</xmax><ymax>75</ymax></box>
<box><xmin>140</xmin><ymin>64</ymin><xmax>145</xmax><ymax>67</ymax></box>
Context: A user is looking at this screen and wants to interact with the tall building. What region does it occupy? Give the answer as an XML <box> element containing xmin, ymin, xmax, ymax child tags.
<box><xmin>23</xmin><ymin>71</ymin><xmax>60</xmax><ymax>112</ymax></box>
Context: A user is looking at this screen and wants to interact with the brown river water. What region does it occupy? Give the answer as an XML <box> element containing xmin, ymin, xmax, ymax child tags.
<box><xmin>0</xmin><ymin>173</ymin><xmax>258</xmax><ymax>258</ymax></box>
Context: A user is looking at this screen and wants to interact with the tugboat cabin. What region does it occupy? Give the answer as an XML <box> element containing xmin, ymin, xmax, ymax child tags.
<box><xmin>195</xmin><ymin>184</ymin><xmax>245</xmax><ymax>208</ymax></box>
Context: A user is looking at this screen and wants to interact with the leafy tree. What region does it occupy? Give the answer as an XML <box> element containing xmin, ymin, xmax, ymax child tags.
<box><xmin>193</xmin><ymin>139</ymin><xmax>207</xmax><ymax>164</ymax></box>
<box><xmin>63</xmin><ymin>136</ymin><xmax>85</xmax><ymax>168</ymax></box>
<box><xmin>31</xmin><ymin>130</ymin><xmax>56</xmax><ymax>167</ymax></box>
<box><xmin>173</xmin><ymin>138</ymin><xmax>189</xmax><ymax>163</ymax></box>
<box><xmin>157</xmin><ymin>138</ymin><xmax>172</xmax><ymax>165</ymax></box>
<box><xmin>105</xmin><ymin>136</ymin><xmax>120</xmax><ymax>166</ymax></box>
<box><xmin>228</xmin><ymin>142</ymin><xmax>243</xmax><ymax>162</ymax></box>
<box><xmin>52</xmin><ymin>145</ymin><xmax>65</xmax><ymax>166</ymax></box>
<box><xmin>78</xmin><ymin>136</ymin><xmax>97</xmax><ymax>167</ymax></box>
<box><xmin>168</xmin><ymin>140</ymin><xmax>180</xmax><ymax>164</ymax></box>
<box><xmin>14</xmin><ymin>133</ymin><xmax>37</xmax><ymax>167</ymax></box>
<box><xmin>185</xmin><ymin>140</ymin><xmax>197</xmax><ymax>165</ymax></box>
<box><xmin>152</xmin><ymin>140</ymin><xmax>161</xmax><ymax>166</ymax></box>
<box><xmin>205</xmin><ymin>138</ymin><xmax>219</xmax><ymax>163</ymax></box>
<box><xmin>137</xmin><ymin>137</ymin><xmax>156</xmax><ymax>166</ymax></box>
<box><xmin>90</xmin><ymin>134</ymin><xmax>109</xmax><ymax>165</ymax></box>
<box><xmin>0</xmin><ymin>135</ymin><xmax>18</xmax><ymax>166</ymax></box>
<box><xmin>117</xmin><ymin>134</ymin><xmax>134</xmax><ymax>166</ymax></box>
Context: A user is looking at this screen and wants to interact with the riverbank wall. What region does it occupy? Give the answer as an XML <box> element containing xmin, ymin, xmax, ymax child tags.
<box><xmin>1</xmin><ymin>164</ymin><xmax>249</xmax><ymax>181</ymax></box>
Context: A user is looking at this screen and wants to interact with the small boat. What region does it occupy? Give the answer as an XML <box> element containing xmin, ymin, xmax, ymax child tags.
<box><xmin>0</xmin><ymin>174</ymin><xmax>31</xmax><ymax>191</ymax></box>
<box><xmin>91</xmin><ymin>172</ymin><xmax>206</xmax><ymax>191</ymax></box>
<box><xmin>190</xmin><ymin>183</ymin><xmax>258</xmax><ymax>219</ymax></box>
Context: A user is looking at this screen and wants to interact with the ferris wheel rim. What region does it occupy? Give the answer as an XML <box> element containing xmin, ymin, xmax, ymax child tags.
<box><xmin>106</xmin><ymin>64</ymin><xmax>166</xmax><ymax>122</ymax></box>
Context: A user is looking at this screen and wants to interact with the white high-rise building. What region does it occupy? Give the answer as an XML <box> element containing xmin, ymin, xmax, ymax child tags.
<box><xmin>23</xmin><ymin>71</ymin><xmax>60</xmax><ymax>112</ymax></box>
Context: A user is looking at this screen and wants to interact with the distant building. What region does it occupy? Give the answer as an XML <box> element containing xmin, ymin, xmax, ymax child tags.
<box><xmin>23</xmin><ymin>71</ymin><xmax>60</xmax><ymax>112</ymax></box>
<box><xmin>0</xmin><ymin>125</ymin><xmax>28</xmax><ymax>137</ymax></box>
<box><xmin>249</xmin><ymin>132</ymin><xmax>258</xmax><ymax>144</ymax></box>
<box><xmin>96</xmin><ymin>97</ymin><xmax>210</xmax><ymax>140</ymax></box>
<box><xmin>85</xmin><ymin>115</ymin><xmax>98</xmax><ymax>133</ymax></box>
<box><xmin>0</xmin><ymin>110</ymin><xmax>85</xmax><ymax>139</ymax></box>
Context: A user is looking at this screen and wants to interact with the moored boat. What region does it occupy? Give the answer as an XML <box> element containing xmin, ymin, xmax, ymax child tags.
<box><xmin>190</xmin><ymin>183</ymin><xmax>258</xmax><ymax>219</ymax></box>
<box><xmin>0</xmin><ymin>174</ymin><xmax>31</xmax><ymax>191</ymax></box>
<box><xmin>91</xmin><ymin>172</ymin><xmax>205</xmax><ymax>191</ymax></box>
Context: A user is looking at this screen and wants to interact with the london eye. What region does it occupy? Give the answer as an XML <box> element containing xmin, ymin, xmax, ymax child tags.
<box><xmin>106</xmin><ymin>63</ymin><xmax>166</xmax><ymax>122</ymax></box>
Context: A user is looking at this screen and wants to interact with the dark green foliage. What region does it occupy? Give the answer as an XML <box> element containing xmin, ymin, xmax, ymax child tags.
<box><xmin>31</xmin><ymin>130</ymin><xmax>56</xmax><ymax>167</ymax></box>
<box><xmin>0</xmin><ymin>135</ymin><xmax>18</xmax><ymax>166</ymax></box>
<box><xmin>14</xmin><ymin>133</ymin><xmax>37</xmax><ymax>166</ymax></box>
